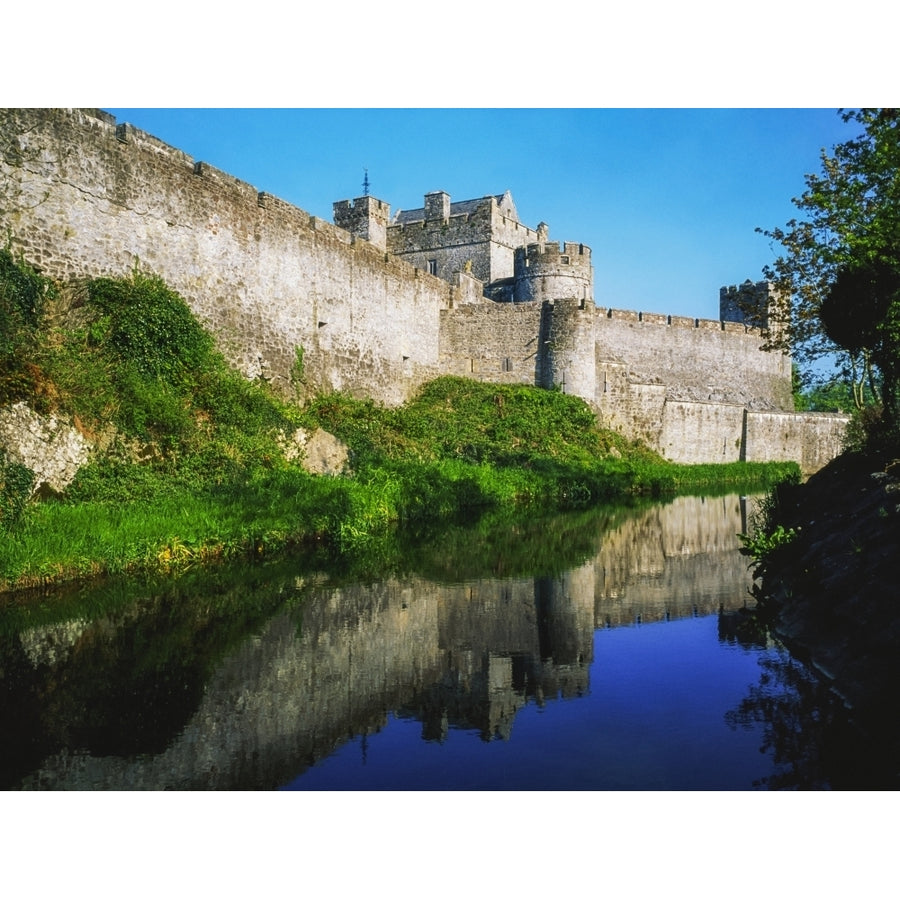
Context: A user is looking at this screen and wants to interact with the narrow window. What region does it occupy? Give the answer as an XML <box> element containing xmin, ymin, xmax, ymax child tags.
<box><xmin>428</xmin><ymin>259</ymin><xmax>437</xmax><ymax>276</ymax></box>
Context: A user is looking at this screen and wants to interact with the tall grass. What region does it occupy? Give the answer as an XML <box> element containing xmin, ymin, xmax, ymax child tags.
<box><xmin>0</xmin><ymin>262</ymin><xmax>800</xmax><ymax>592</ymax></box>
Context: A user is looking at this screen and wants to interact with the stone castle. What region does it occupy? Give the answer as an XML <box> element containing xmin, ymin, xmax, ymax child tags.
<box><xmin>0</xmin><ymin>108</ymin><xmax>848</xmax><ymax>473</ymax></box>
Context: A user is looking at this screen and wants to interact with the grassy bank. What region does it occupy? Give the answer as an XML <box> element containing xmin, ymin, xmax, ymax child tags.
<box><xmin>1</xmin><ymin>258</ymin><xmax>798</xmax><ymax>592</ymax></box>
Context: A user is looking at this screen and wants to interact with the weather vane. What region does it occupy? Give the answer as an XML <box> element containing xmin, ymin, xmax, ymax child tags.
<box><xmin>363</xmin><ymin>168</ymin><xmax>370</xmax><ymax>197</ymax></box>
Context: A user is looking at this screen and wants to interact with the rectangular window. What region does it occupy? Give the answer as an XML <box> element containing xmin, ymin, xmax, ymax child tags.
<box><xmin>428</xmin><ymin>259</ymin><xmax>437</xmax><ymax>275</ymax></box>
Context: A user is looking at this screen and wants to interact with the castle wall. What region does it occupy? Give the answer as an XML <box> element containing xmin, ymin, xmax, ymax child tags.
<box><xmin>658</xmin><ymin>401</ymin><xmax>746</xmax><ymax>464</ymax></box>
<box><xmin>594</xmin><ymin>308</ymin><xmax>794</xmax><ymax>411</ymax></box>
<box><xmin>744</xmin><ymin>410</ymin><xmax>848</xmax><ymax>475</ymax></box>
<box><xmin>0</xmin><ymin>108</ymin><xmax>458</xmax><ymax>406</ymax></box>
<box><xmin>595</xmin><ymin>364</ymin><xmax>668</xmax><ymax>446</ymax></box>
<box><xmin>589</xmin><ymin>310</ymin><xmax>846</xmax><ymax>472</ymax></box>
<box><xmin>438</xmin><ymin>300</ymin><xmax>545</xmax><ymax>383</ymax></box>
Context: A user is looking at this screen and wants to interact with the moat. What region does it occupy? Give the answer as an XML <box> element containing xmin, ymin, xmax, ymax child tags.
<box><xmin>0</xmin><ymin>494</ymin><xmax>857</xmax><ymax>790</ymax></box>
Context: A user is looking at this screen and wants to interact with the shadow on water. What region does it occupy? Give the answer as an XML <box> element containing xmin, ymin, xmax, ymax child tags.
<box><xmin>0</xmin><ymin>493</ymin><xmax>889</xmax><ymax>789</ymax></box>
<box><xmin>720</xmin><ymin>609</ymin><xmax>899</xmax><ymax>790</ymax></box>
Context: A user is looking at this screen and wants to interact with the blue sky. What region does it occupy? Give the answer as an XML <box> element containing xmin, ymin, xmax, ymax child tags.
<box><xmin>104</xmin><ymin>108</ymin><xmax>858</xmax><ymax>322</ymax></box>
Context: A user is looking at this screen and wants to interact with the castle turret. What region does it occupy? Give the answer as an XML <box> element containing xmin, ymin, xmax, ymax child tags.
<box><xmin>538</xmin><ymin>297</ymin><xmax>597</xmax><ymax>404</ymax></box>
<box><xmin>333</xmin><ymin>196</ymin><xmax>390</xmax><ymax>250</ymax></box>
<box><xmin>719</xmin><ymin>280</ymin><xmax>786</xmax><ymax>332</ymax></box>
<box><xmin>513</xmin><ymin>241</ymin><xmax>593</xmax><ymax>305</ymax></box>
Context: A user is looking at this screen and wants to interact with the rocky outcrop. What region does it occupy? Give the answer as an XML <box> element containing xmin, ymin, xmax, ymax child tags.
<box><xmin>0</xmin><ymin>402</ymin><xmax>90</xmax><ymax>496</ymax></box>
<box><xmin>277</xmin><ymin>427</ymin><xmax>350</xmax><ymax>476</ymax></box>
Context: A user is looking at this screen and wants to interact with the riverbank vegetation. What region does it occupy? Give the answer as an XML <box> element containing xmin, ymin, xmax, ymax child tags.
<box><xmin>738</xmin><ymin>110</ymin><xmax>900</xmax><ymax>782</ymax></box>
<box><xmin>1</xmin><ymin>255</ymin><xmax>797</xmax><ymax>593</ymax></box>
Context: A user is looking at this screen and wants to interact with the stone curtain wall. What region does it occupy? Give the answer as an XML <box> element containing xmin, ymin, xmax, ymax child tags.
<box><xmin>657</xmin><ymin>405</ymin><xmax>847</xmax><ymax>473</ymax></box>
<box><xmin>658</xmin><ymin>401</ymin><xmax>747</xmax><ymax>465</ymax></box>
<box><xmin>744</xmin><ymin>410</ymin><xmax>849</xmax><ymax>475</ymax></box>
<box><xmin>0</xmin><ymin>108</ymin><xmax>460</xmax><ymax>406</ymax></box>
<box><xmin>594</xmin><ymin>308</ymin><xmax>794</xmax><ymax>410</ymax></box>
<box><xmin>439</xmin><ymin>300</ymin><xmax>545</xmax><ymax>383</ymax></box>
<box><xmin>590</xmin><ymin>306</ymin><xmax>822</xmax><ymax>467</ymax></box>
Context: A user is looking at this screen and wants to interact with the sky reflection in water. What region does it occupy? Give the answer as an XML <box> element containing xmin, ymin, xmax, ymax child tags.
<box><xmin>284</xmin><ymin>615</ymin><xmax>782</xmax><ymax>791</ymax></box>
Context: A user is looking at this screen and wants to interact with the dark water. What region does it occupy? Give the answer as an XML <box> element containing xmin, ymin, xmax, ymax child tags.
<box><xmin>0</xmin><ymin>494</ymin><xmax>851</xmax><ymax>790</ymax></box>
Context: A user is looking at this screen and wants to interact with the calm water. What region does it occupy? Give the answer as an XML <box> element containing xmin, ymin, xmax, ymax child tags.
<box><xmin>0</xmin><ymin>495</ymin><xmax>848</xmax><ymax>790</ymax></box>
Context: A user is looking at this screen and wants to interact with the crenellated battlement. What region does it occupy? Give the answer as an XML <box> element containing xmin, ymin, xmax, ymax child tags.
<box><xmin>597</xmin><ymin>307</ymin><xmax>762</xmax><ymax>334</ymax></box>
<box><xmin>513</xmin><ymin>241</ymin><xmax>593</xmax><ymax>304</ymax></box>
<box><xmin>720</xmin><ymin>279</ymin><xmax>781</xmax><ymax>331</ymax></box>
<box><xmin>333</xmin><ymin>196</ymin><xmax>391</xmax><ymax>250</ymax></box>
<box><xmin>516</xmin><ymin>241</ymin><xmax>591</xmax><ymax>268</ymax></box>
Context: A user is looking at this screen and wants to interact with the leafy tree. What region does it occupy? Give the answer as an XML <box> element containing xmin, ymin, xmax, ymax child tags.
<box><xmin>757</xmin><ymin>109</ymin><xmax>900</xmax><ymax>411</ymax></box>
<box><xmin>796</xmin><ymin>376</ymin><xmax>859</xmax><ymax>413</ymax></box>
<box><xmin>821</xmin><ymin>258</ymin><xmax>900</xmax><ymax>439</ymax></box>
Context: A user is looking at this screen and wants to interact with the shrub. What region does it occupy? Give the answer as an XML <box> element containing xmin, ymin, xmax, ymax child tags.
<box><xmin>87</xmin><ymin>272</ymin><xmax>215</xmax><ymax>386</ymax></box>
<box><xmin>0</xmin><ymin>451</ymin><xmax>34</xmax><ymax>532</ymax></box>
<box><xmin>843</xmin><ymin>403</ymin><xmax>885</xmax><ymax>454</ymax></box>
<box><xmin>0</xmin><ymin>248</ymin><xmax>56</xmax><ymax>403</ymax></box>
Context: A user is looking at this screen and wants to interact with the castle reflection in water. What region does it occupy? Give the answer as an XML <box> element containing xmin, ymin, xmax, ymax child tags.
<box><xmin>7</xmin><ymin>495</ymin><xmax>758</xmax><ymax>789</ymax></box>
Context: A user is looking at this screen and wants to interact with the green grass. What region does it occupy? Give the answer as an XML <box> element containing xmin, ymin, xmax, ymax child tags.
<box><xmin>0</xmin><ymin>261</ymin><xmax>801</xmax><ymax>592</ymax></box>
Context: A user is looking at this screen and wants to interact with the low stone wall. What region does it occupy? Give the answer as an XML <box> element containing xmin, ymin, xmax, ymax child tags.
<box><xmin>599</xmin><ymin>391</ymin><xmax>848</xmax><ymax>474</ymax></box>
<box><xmin>744</xmin><ymin>410</ymin><xmax>849</xmax><ymax>475</ymax></box>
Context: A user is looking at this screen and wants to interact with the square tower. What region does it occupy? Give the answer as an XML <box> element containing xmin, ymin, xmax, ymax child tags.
<box><xmin>333</xmin><ymin>196</ymin><xmax>390</xmax><ymax>250</ymax></box>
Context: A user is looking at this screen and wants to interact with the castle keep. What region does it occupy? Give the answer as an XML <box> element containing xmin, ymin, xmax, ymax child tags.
<box><xmin>0</xmin><ymin>108</ymin><xmax>847</xmax><ymax>473</ymax></box>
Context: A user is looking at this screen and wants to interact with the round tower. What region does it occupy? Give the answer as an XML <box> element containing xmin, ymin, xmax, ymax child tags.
<box><xmin>513</xmin><ymin>241</ymin><xmax>593</xmax><ymax>304</ymax></box>
<box><xmin>539</xmin><ymin>297</ymin><xmax>597</xmax><ymax>404</ymax></box>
